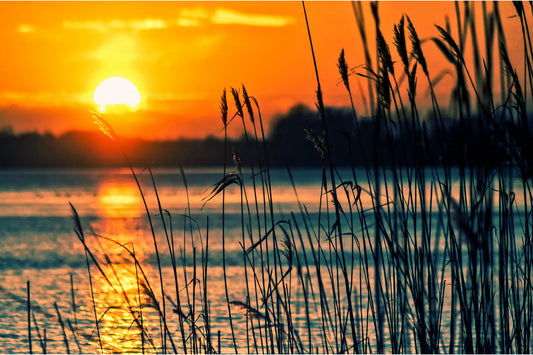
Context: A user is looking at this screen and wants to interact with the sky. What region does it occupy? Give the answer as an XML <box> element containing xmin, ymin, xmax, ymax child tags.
<box><xmin>0</xmin><ymin>1</ymin><xmax>526</xmax><ymax>140</ymax></box>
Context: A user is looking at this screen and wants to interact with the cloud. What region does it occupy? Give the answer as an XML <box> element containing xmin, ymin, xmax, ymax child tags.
<box><xmin>62</xmin><ymin>8</ymin><xmax>294</xmax><ymax>33</ymax></box>
<box><xmin>128</xmin><ymin>18</ymin><xmax>168</xmax><ymax>30</ymax></box>
<box><xmin>63</xmin><ymin>20</ymin><xmax>106</xmax><ymax>32</ymax></box>
<box><xmin>63</xmin><ymin>18</ymin><xmax>169</xmax><ymax>32</ymax></box>
<box><xmin>180</xmin><ymin>8</ymin><xmax>209</xmax><ymax>20</ymax></box>
<box><xmin>211</xmin><ymin>9</ymin><xmax>294</xmax><ymax>27</ymax></box>
<box><xmin>176</xmin><ymin>18</ymin><xmax>200</xmax><ymax>28</ymax></box>
<box><xmin>175</xmin><ymin>8</ymin><xmax>208</xmax><ymax>27</ymax></box>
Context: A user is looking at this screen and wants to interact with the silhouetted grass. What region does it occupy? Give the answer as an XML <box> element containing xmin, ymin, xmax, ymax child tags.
<box><xmin>21</xmin><ymin>1</ymin><xmax>533</xmax><ymax>353</ymax></box>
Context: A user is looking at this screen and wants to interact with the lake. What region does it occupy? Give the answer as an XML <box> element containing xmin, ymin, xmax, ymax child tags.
<box><xmin>0</xmin><ymin>167</ymin><xmax>528</xmax><ymax>353</ymax></box>
<box><xmin>0</xmin><ymin>167</ymin><xmax>336</xmax><ymax>353</ymax></box>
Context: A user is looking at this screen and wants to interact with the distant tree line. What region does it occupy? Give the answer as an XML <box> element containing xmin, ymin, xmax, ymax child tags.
<box><xmin>1</xmin><ymin>104</ymin><xmax>532</xmax><ymax>169</ymax></box>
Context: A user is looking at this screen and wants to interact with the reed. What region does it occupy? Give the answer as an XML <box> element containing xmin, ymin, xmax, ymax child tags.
<box><xmin>26</xmin><ymin>281</ymin><xmax>31</xmax><ymax>354</ymax></box>
<box><xmin>54</xmin><ymin>302</ymin><xmax>70</xmax><ymax>354</ymax></box>
<box><xmin>40</xmin><ymin>1</ymin><xmax>533</xmax><ymax>353</ymax></box>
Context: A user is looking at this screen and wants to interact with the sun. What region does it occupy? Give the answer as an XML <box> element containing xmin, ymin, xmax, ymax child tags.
<box><xmin>93</xmin><ymin>77</ymin><xmax>141</xmax><ymax>111</ymax></box>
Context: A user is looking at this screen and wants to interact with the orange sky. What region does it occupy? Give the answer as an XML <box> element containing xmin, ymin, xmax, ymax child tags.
<box><xmin>0</xmin><ymin>1</ymin><xmax>526</xmax><ymax>140</ymax></box>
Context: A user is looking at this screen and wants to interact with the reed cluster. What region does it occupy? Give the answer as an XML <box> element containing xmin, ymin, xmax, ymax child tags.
<box><xmin>25</xmin><ymin>1</ymin><xmax>533</xmax><ymax>353</ymax></box>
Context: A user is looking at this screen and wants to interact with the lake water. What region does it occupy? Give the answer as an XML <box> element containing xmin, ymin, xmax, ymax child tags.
<box><xmin>0</xmin><ymin>167</ymin><xmax>528</xmax><ymax>353</ymax></box>
<box><xmin>0</xmin><ymin>167</ymin><xmax>335</xmax><ymax>353</ymax></box>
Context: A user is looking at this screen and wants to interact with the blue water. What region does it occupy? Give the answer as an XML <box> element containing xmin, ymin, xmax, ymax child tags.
<box><xmin>0</xmin><ymin>167</ymin><xmax>332</xmax><ymax>353</ymax></box>
<box><xmin>0</xmin><ymin>167</ymin><xmax>527</xmax><ymax>353</ymax></box>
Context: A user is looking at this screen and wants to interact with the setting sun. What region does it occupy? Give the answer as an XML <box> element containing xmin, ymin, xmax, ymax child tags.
<box><xmin>93</xmin><ymin>76</ymin><xmax>141</xmax><ymax>111</ymax></box>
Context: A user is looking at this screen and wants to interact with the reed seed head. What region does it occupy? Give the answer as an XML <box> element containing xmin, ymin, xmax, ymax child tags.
<box><xmin>377</xmin><ymin>29</ymin><xmax>394</xmax><ymax>76</ymax></box>
<box><xmin>377</xmin><ymin>70</ymin><xmax>391</xmax><ymax>111</ymax></box>
<box><xmin>92</xmin><ymin>111</ymin><xmax>118</xmax><ymax>142</ymax></box>
<box><xmin>394</xmin><ymin>16</ymin><xmax>409</xmax><ymax>73</ymax></box>
<box><xmin>231</xmin><ymin>87</ymin><xmax>243</xmax><ymax>118</ymax></box>
<box><xmin>228</xmin><ymin>301</ymin><xmax>268</xmax><ymax>321</ymax></box>
<box><xmin>407</xmin><ymin>16</ymin><xmax>429</xmax><ymax>76</ymax></box>
<box><xmin>232</xmin><ymin>146</ymin><xmax>241</xmax><ymax>170</ymax></box>
<box><xmin>305</xmin><ymin>128</ymin><xmax>327</xmax><ymax>159</ymax></box>
<box><xmin>435</xmin><ymin>25</ymin><xmax>462</xmax><ymax>63</ymax></box>
<box><xmin>220</xmin><ymin>88</ymin><xmax>228</xmax><ymax>127</ymax></box>
<box><xmin>281</xmin><ymin>235</ymin><xmax>293</xmax><ymax>267</ymax></box>
<box><xmin>241</xmin><ymin>85</ymin><xmax>255</xmax><ymax>124</ymax></box>
<box><xmin>337</xmin><ymin>49</ymin><xmax>351</xmax><ymax>92</ymax></box>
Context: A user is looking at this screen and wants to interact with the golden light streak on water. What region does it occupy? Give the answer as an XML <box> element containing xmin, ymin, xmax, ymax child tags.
<box><xmin>98</xmin><ymin>183</ymin><xmax>143</xmax><ymax>218</ymax></box>
<box><xmin>84</xmin><ymin>217</ymin><xmax>164</xmax><ymax>354</ymax></box>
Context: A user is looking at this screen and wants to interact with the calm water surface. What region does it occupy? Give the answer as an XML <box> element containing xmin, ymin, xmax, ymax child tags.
<box><xmin>0</xmin><ymin>168</ymin><xmax>333</xmax><ymax>353</ymax></box>
<box><xmin>0</xmin><ymin>167</ymin><xmax>525</xmax><ymax>353</ymax></box>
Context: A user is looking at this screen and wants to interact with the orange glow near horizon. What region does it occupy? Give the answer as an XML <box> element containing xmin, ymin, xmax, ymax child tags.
<box><xmin>0</xmin><ymin>1</ymin><xmax>528</xmax><ymax>140</ymax></box>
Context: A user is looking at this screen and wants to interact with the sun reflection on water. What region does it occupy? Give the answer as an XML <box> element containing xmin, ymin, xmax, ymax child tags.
<box><xmin>84</xmin><ymin>216</ymin><xmax>164</xmax><ymax>353</ymax></box>
<box><xmin>91</xmin><ymin>259</ymin><xmax>159</xmax><ymax>354</ymax></box>
<box><xmin>98</xmin><ymin>183</ymin><xmax>143</xmax><ymax>218</ymax></box>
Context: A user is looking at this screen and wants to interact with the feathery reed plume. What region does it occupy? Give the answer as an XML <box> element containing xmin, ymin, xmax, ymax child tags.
<box><xmin>376</xmin><ymin>29</ymin><xmax>394</xmax><ymax>76</ymax></box>
<box><xmin>394</xmin><ymin>16</ymin><xmax>409</xmax><ymax>74</ymax></box>
<box><xmin>229</xmin><ymin>301</ymin><xmax>268</xmax><ymax>322</ymax></box>
<box><xmin>242</xmin><ymin>85</ymin><xmax>255</xmax><ymax>124</ymax></box>
<box><xmin>139</xmin><ymin>279</ymin><xmax>160</xmax><ymax>311</ymax></box>
<box><xmin>220</xmin><ymin>88</ymin><xmax>228</xmax><ymax>127</ymax></box>
<box><xmin>281</xmin><ymin>233</ymin><xmax>293</xmax><ymax>269</ymax></box>
<box><xmin>231</xmin><ymin>87</ymin><xmax>243</xmax><ymax>118</ymax></box>
<box><xmin>337</xmin><ymin>48</ymin><xmax>361</xmax><ymax>135</ymax></box>
<box><xmin>202</xmin><ymin>173</ymin><xmax>242</xmax><ymax>207</ymax></box>
<box><xmin>233</xmin><ymin>146</ymin><xmax>241</xmax><ymax>170</ymax></box>
<box><xmin>407</xmin><ymin>16</ymin><xmax>429</xmax><ymax>77</ymax></box>
<box><xmin>304</xmin><ymin>128</ymin><xmax>327</xmax><ymax>159</ymax></box>
<box><xmin>92</xmin><ymin>111</ymin><xmax>118</xmax><ymax>142</ymax></box>
<box><xmin>434</xmin><ymin>25</ymin><xmax>462</xmax><ymax>65</ymax></box>
<box><xmin>500</xmin><ymin>43</ymin><xmax>523</xmax><ymax>100</ymax></box>
<box><xmin>376</xmin><ymin>28</ymin><xmax>392</xmax><ymax>112</ymax></box>
<box><xmin>337</xmin><ymin>49</ymin><xmax>350</xmax><ymax>92</ymax></box>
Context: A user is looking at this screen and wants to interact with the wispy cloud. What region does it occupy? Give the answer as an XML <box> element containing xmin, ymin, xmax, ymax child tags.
<box><xmin>62</xmin><ymin>8</ymin><xmax>294</xmax><ymax>32</ymax></box>
<box><xmin>175</xmin><ymin>8</ymin><xmax>209</xmax><ymax>27</ymax></box>
<box><xmin>63</xmin><ymin>18</ymin><xmax>168</xmax><ymax>32</ymax></box>
<box><xmin>180</xmin><ymin>8</ymin><xmax>209</xmax><ymax>20</ymax></box>
<box><xmin>63</xmin><ymin>20</ymin><xmax>106</xmax><ymax>32</ymax></box>
<box><xmin>211</xmin><ymin>9</ymin><xmax>294</xmax><ymax>27</ymax></box>
<box><xmin>176</xmin><ymin>18</ymin><xmax>200</xmax><ymax>28</ymax></box>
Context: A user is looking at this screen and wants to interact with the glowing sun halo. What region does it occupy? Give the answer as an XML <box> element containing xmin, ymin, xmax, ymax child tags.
<box><xmin>93</xmin><ymin>77</ymin><xmax>141</xmax><ymax>111</ymax></box>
